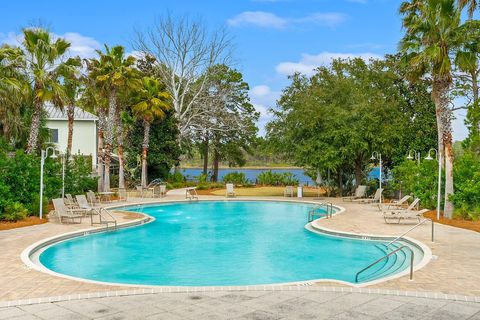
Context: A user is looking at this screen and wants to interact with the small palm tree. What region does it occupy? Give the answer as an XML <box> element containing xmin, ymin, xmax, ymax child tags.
<box><xmin>0</xmin><ymin>45</ymin><xmax>28</xmax><ymax>142</ymax></box>
<box><xmin>459</xmin><ymin>0</ymin><xmax>478</xmax><ymax>18</ymax></box>
<box><xmin>87</xmin><ymin>45</ymin><xmax>139</xmax><ymax>191</ymax></box>
<box><xmin>22</xmin><ymin>28</ymin><xmax>70</xmax><ymax>153</ymax></box>
<box><xmin>399</xmin><ymin>0</ymin><xmax>474</xmax><ymax>218</ymax></box>
<box><xmin>132</xmin><ymin>77</ymin><xmax>171</xmax><ymax>187</ymax></box>
<box><xmin>57</xmin><ymin>57</ymin><xmax>82</xmax><ymax>156</ymax></box>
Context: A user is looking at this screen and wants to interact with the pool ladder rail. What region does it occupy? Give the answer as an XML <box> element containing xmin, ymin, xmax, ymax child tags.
<box><xmin>307</xmin><ymin>202</ymin><xmax>334</xmax><ymax>222</ymax></box>
<box><xmin>354</xmin><ymin>218</ymin><xmax>435</xmax><ymax>283</ymax></box>
<box><xmin>90</xmin><ymin>207</ymin><xmax>117</xmax><ymax>231</ymax></box>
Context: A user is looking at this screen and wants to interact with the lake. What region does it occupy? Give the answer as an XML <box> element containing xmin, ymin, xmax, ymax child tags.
<box><xmin>179</xmin><ymin>167</ymin><xmax>382</xmax><ymax>185</ymax></box>
<box><xmin>180</xmin><ymin>168</ymin><xmax>315</xmax><ymax>185</ymax></box>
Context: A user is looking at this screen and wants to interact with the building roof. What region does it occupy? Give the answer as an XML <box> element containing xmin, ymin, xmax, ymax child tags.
<box><xmin>44</xmin><ymin>104</ymin><xmax>98</xmax><ymax>121</ymax></box>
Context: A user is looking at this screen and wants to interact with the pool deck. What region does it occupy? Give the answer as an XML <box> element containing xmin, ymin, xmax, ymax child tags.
<box><xmin>1</xmin><ymin>194</ymin><xmax>480</xmax><ymax>316</ymax></box>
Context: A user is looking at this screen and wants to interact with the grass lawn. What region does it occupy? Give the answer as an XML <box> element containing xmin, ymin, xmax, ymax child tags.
<box><xmin>205</xmin><ymin>186</ymin><xmax>323</xmax><ymax>197</ymax></box>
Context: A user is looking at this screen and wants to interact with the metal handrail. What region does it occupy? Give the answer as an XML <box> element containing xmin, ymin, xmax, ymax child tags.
<box><xmin>308</xmin><ymin>202</ymin><xmax>334</xmax><ymax>222</ymax></box>
<box><xmin>91</xmin><ymin>207</ymin><xmax>117</xmax><ymax>231</ymax></box>
<box><xmin>386</xmin><ymin>218</ymin><xmax>434</xmax><ymax>249</ymax></box>
<box><xmin>355</xmin><ymin>245</ymin><xmax>414</xmax><ymax>283</ymax></box>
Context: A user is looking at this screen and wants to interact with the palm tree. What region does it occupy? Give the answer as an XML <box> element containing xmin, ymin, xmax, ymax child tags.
<box><xmin>132</xmin><ymin>77</ymin><xmax>171</xmax><ymax>187</ymax></box>
<box><xmin>399</xmin><ymin>0</ymin><xmax>478</xmax><ymax>218</ymax></box>
<box><xmin>459</xmin><ymin>0</ymin><xmax>478</xmax><ymax>18</ymax></box>
<box><xmin>456</xmin><ymin>20</ymin><xmax>480</xmax><ymax>140</ymax></box>
<box><xmin>22</xmin><ymin>28</ymin><xmax>70</xmax><ymax>153</ymax></box>
<box><xmin>87</xmin><ymin>45</ymin><xmax>139</xmax><ymax>191</ymax></box>
<box><xmin>0</xmin><ymin>45</ymin><xmax>28</xmax><ymax>142</ymax></box>
<box><xmin>58</xmin><ymin>57</ymin><xmax>82</xmax><ymax>156</ymax></box>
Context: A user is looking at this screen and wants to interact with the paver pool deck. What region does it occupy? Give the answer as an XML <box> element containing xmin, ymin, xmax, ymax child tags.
<box><xmin>1</xmin><ymin>194</ymin><xmax>480</xmax><ymax>318</ymax></box>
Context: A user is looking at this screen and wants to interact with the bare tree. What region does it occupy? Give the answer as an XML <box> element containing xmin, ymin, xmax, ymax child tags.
<box><xmin>134</xmin><ymin>14</ymin><xmax>232</xmax><ymax>144</ymax></box>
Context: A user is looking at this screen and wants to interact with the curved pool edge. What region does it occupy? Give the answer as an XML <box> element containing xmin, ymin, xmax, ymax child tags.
<box><xmin>21</xmin><ymin>198</ymin><xmax>431</xmax><ymax>289</ymax></box>
<box><xmin>309</xmin><ymin>219</ymin><xmax>433</xmax><ymax>287</ymax></box>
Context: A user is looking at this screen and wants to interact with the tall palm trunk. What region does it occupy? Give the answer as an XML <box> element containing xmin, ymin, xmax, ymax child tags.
<box><xmin>141</xmin><ymin>119</ymin><xmax>151</xmax><ymax>188</ymax></box>
<box><xmin>432</xmin><ymin>76</ymin><xmax>454</xmax><ymax>218</ymax></box>
<box><xmin>66</xmin><ymin>104</ymin><xmax>75</xmax><ymax>156</ymax></box>
<box><xmin>103</xmin><ymin>90</ymin><xmax>117</xmax><ymax>192</ymax></box>
<box><xmin>116</xmin><ymin>110</ymin><xmax>125</xmax><ymax>189</ymax></box>
<box><xmin>26</xmin><ymin>86</ymin><xmax>42</xmax><ymax>154</ymax></box>
<box><xmin>97</xmin><ymin>108</ymin><xmax>106</xmax><ymax>192</ymax></box>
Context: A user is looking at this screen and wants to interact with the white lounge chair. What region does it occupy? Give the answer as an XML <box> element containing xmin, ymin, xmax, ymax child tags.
<box><xmin>75</xmin><ymin>195</ymin><xmax>100</xmax><ymax>215</ymax></box>
<box><xmin>343</xmin><ymin>185</ymin><xmax>367</xmax><ymax>201</ymax></box>
<box><xmin>186</xmin><ymin>187</ymin><xmax>198</xmax><ymax>200</ymax></box>
<box><xmin>153</xmin><ymin>185</ymin><xmax>167</xmax><ymax>198</ymax></box>
<box><xmin>64</xmin><ymin>194</ymin><xmax>77</xmax><ymax>208</ymax></box>
<box><xmin>52</xmin><ymin>198</ymin><xmax>86</xmax><ymax>224</ymax></box>
<box><xmin>383</xmin><ymin>198</ymin><xmax>423</xmax><ymax>223</ymax></box>
<box><xmin>358</xmin><ymin>188</ymin><xmax>382</xmax><ymax>204</ymax></box>
<box><xmin>226</xmin><ymin>183</ymin><xmax>236</xmax><ymax>198</ymax></box>
<box><xmin>384</xmin><ymin>208</ymin><xmax>430</xmax><ymax>224</ymax></box>
<box><xmin>386</xmin><ymin>195</ymin><xmax>411</xmax><ymax>210</ymax></box>
<box><xmin>284</xmin><ymin>186</ymin><xmax>294</xmax><ymax>197</ymax></box>
<box><xmin>117</xmin><ymin>188</ymin><xmax>128</xmax><ymax>202</ymax></box>
<box><xmin>87</xmin><ymin>190</ymin><xmax>101</xmax><ymax>207</ymax></box>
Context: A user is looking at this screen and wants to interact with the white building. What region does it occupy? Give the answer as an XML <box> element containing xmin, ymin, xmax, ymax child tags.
<box><xmin>44</xmin><ymin>105</ymin><xmax>97</xmax><ymax>167</ymax></box>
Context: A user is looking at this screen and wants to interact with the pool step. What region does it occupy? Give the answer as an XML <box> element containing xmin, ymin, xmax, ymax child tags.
<box><xmin>356</xmin><ymin>243</ymin><xmax>411</xmax><ymax>283</ymax></box>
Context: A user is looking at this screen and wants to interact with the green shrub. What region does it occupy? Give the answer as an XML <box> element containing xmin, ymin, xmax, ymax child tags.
<box><xmin>257</xmin><ymin>171</ymin><xmax>298</xmax><ymax>186</ymax></box>
<box><xmin>168</xmin><ymin>171</ymin><xmax>186</xmax><ymax>183</ymax></box>
<box><xmin>1</xmin><ymin>202</ymin><xmax>28</xmax><ymax>222</ymax></box>
<box><xmin>451</xmin><ymin>152</ymin><xmax>480</xmax><ymax>220</ymax></box>
<box><xmin>390</xmin><ymin>159</ymin><xmax>440</xmax><ymax>209</ymax></box>
<box><xmin>64</xmin><ymin>155</ymin><xmax>97</xmax><ymax>195</ymax></box>
<box><xmin>222</xmin><ymin>172</ymin><xmax>248</xmax><ymax>185</ymax></box>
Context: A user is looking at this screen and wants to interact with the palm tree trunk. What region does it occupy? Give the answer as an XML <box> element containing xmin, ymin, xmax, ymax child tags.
<box><xmin>103</xmin><ymin>90</ymin><xmax>117</xmax><ymax>192</ymax></box>
<box><xmin>432</xmin><ymin>76</ymin><xmax>454</xmax><ymax>218</ymax></box>
<box><xmin>141</xmin><ymin>120</ymin><xmax>151</xmax><ymax>188</ymax></box>
<box><xmin>66</xmin><ymin>104</ymin><xmax>75</xmax><ymax>157</ymax></box>
<box><xmin>202</xmin><ymin>134</ymin><xmax>209</xmax><ymax>175</ymax></box>
<box><xmin>97</xmin><ymin>108</ymin><xmax>106</xmax><ymax>192</ymax></box>
<box><xmin>116</xmin><ymin>110</ymin><xmax>125</xmax><ymax>189</ymax></box>
<box><xmin>26</xmin><ymin>96</ymin><xmax>42</xmax><ymax>154</ymax></box>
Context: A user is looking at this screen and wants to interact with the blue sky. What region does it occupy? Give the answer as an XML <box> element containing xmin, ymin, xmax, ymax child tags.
<box><xmin>0</xmin><ymin>0</ymin><xmax>468</xmax><ymax>140</ymax></box>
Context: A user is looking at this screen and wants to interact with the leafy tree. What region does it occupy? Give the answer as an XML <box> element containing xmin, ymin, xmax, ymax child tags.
<box><xmin>267</xmin><ymin>57</ymin><xmax>437</xmax><ymax>195</ymax></box>
<box><xmin>132</xmin><ymin>77</ymin><xmax>171</xmax><ymax>187</ymax></box>
<box><xmin>196</xmin><ymin>64</ymin><xmax>259</xmax><ymax>181</ymax></box>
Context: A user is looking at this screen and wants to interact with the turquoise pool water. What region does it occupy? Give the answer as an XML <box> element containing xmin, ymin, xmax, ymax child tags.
<box><xmin>39</xmin><ymin>201</ymin><xmax>418</xmax><ymax>286</ymax></box>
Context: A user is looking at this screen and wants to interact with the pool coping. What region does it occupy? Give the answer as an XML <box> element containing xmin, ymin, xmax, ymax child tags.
<box><xmin>20</xmin><ymin>198</ymin><xmax>432</xmax><ymax>296</ymax></box>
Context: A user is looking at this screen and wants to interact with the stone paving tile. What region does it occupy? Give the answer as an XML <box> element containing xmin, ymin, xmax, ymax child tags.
<box><xmin>235</xmin><ymin>310</ymin><xmax>284</xmax><ymax>320</ymax></box>
<box><xmin>353</xmin><ymin>297</ymin><xmax>406</xmax><ymax>316</ymax></box>
<box><xmin>55</xmin><ymin>299</ymin><xmax>119</xmax><ymax>319</ymax></box>
<box><xmin>0</xmin><ymin>307</ymin><xmax>29</xmax><ymax>319</ymax></box>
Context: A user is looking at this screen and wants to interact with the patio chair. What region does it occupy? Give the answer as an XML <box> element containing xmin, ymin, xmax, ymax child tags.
<box><xmin>386</xmin><ymin>195</ymin><xmax>411</xmax><ymax>210</ymax></box>
<box><xmin>64</xmin><ymin>194</ymin><xmax>77</xmax><ymax>208</ymax></box>
<box><xmin>136</xmin><ymin>185</ymin><xmax>145</xmax><ymax>198</ymax></box>
<box><xmin>52</xmin><ymin>198</ymin><xmax>86</xmax><ymax>224</ymax></box>
<box><xmin>284</xmin><ymin>186</ymin><xmax>294</xmax><ymax>197</ymax></box>
<box><xmin>384</xmin><ymin>208</ymin><xmax>430</xmax><ymax>224</ymax></box>
<box><xmin>383</xmin><ymin>198</ymin><xmax>422</xmax><ymax>223</ymax></box>
<box><xmin>226</xmin><ymin>183</ymin><xmax>236</xmax><ymax>198</ymax></box>
<box><xmin>342</xmin><ymin>185</ymin><xmax>367</xmax><ymax>201</ymax></box>
<box><xmin>186</xmin><ymin>187</ymin><xmax>198</xmax><ymax>200</ymax></box>
<box><xmin>87</xmin><ymin>190</ymin><xmax>101</xmax><ymax>207</ymax></box>
<box><xmin>358</xmin><ymin>188</ymin><xmax>382</xmax><ymax>204</ymax></box>
<box><xmin>153</xmin><ymin>184</ymin><xmax>167</xmax><ymax>198</ymax></box>
<box><xmin>118</xmin><ymin>188</ymin><xmax>128</xmax><ymax>201</ymax></box>
<box><xmin>75</xmin><ymin>195</ymin><xmax>99</xmax><ymax>215</ymax></box>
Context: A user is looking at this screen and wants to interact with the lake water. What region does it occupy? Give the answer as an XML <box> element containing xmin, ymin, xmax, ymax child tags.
<box><xmin>180</xmin><ymin>167</ymin><xmax>381</xmax><ymax>185</ymax></box>
<box><xmin>180</xmin><ymin>168</ymin><xmax>315</xmax><ymax>185</ymax></box>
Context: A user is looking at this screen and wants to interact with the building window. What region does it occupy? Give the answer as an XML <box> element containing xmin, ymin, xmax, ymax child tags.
<box><xmin>49</xmin><ymin>129</ymin><xmax>59</xmax><ymax>143</ymax></box>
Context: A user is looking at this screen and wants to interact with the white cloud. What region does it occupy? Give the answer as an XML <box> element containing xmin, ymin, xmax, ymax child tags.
<box><xmin>250</xmin><ymin>84</ymin><xmax>282</xmax><ymax>136</ymax></box>
<box><xmin>0</xmin><ymin>31</ymin><xmax>102</xmax><ymax>59</ymax></box>
<box><xmin>228</xmin><ymin>11</ymin><xmax>287</xmax><ymax>28</ymax></box>
<box><xmin>276</xmin><ymin>51</ymin><xmax>383</xmax><ymax>76</ymax></box>
<box><xmin>227</xmin><ymin>11</ymin><xmax>346</xmax><ymax>29</ymax></box>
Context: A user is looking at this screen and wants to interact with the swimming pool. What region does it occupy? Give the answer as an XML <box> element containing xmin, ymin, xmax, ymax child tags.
<box><xmin>38</xmin><ymin>201</ymin><xmax>423</xmax><ymax>286</ymax></box>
